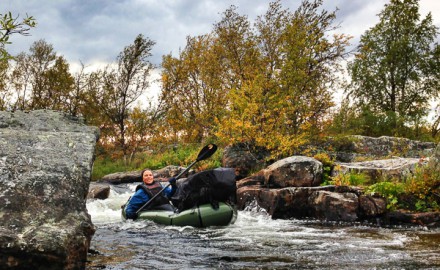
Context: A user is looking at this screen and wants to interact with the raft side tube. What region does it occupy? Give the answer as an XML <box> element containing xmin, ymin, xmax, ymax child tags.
<box><xmin>123</xmin><ymin>202</ymin><xmax>237</xmax><ymax>227</ymax></box>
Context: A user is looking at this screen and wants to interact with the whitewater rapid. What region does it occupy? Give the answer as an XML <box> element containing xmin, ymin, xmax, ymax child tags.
<box><xmin>86</xmin><ymin>184</ymin><xmax>440</xmax><ymax>270</ymax></box>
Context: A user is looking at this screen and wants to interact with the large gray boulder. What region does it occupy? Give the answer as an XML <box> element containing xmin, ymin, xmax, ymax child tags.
<box><xmin>334</xmin><ymin>135</ymin><xmax>434</xmax><ymax>162</ymax></box>
<box><xmin>263</xmin><ymin>156</ymin><xmax>323</xmax><ymax>187</ymax></box>
<box><xmin>0</xmin><ymin>110</ymin><xmax>99</xmax><ymax>269</ymax></box>
<box><xmin>333</xmin><ymin>157</ymin><xmax>428</xmax><ymax>183</ymax></box>
<box><xmin>235</xmin><ymin>156</ymin><xmax>386</xmax><ymax>222</ymax></box>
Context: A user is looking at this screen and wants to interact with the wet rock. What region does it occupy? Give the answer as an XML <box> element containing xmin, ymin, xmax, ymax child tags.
<box><xmin>358</xmin><ymin>194</ymin><xmax>387</xmax><ymax>218</ymax></box>
<box><xmin>0</xmin><ymin>110</ymin><xmax>99</xmax><ymax>269</ymax></box>
<box><xmin>88</xmin><ymin>183</ymin><xmax>111</xmax><ymax>200</ymax></box>
<box><xmin>311</xmin><ymin>191</ymin><xmax>359</xmax><ymax>221</ymax></box>
<box><xmin>236</xmin><ymin>172</ymin><xmax>265</xmax><ymax>189</ymax></box>
<box><xmin>236</xmin><ymin>185</ymin><xmax>386</xmax><ymax>222</ymax></box>
<box><xmin>263</xmin><ymin>156</ymin><xmax>323</xmax><ymax>188</ymax></box>
<box><xmin>230</xmin><ymin>136</ymin><xmax>435</xmax><ymax>226</ymax></box>
<box><xmin>100</xmin><ymin>170</ymin><xmax>142</xmax><ymax>184</ymax></box>
<box><xmin>385</xmin><ymin>211</ymin><xmax>440</xmax><ymax>227</ymax></box>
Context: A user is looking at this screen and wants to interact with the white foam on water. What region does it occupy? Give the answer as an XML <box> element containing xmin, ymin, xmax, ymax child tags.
<box><xmin>86</xmin><ymin>186</ymin><xmax>132</xmax><ymax>225</ymax></box>
<box><xmin>86</xmin><ymin>190</ymin><xmax>440</xmax><ymax>269</ymax></box>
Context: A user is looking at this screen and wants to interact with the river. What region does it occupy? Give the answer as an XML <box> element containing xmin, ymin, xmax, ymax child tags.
<box><xmin>86</xmin><ymin>184</ymin><xmax>440</xmax><ymax>270</ymax></box>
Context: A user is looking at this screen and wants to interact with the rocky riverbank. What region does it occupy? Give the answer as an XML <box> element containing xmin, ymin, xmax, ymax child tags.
<box><xmin>91</xmin><ymin>136</ymin><xmax>439</xmax><ymax>227</ymax></box>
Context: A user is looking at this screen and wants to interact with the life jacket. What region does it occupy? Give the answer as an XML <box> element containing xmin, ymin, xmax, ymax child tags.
<box><xmin>136</xmin><ymin>181</ymin><xmax>170</xmax><ymax>209</ymax></box>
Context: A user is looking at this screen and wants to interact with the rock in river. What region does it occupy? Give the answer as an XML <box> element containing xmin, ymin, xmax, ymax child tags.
<box><xmin>0</xmin><ymin>110</ymin><xmax>99</xmax><ymax>269</ymax></box>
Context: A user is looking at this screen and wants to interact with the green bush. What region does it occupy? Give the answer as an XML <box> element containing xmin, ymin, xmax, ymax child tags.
<box><xmin>329</xmin><ymin>170</ymin><xmax>370</xmax><ymax>187</ymax></box>
<box><xmin>366</xmin><ymin>181</ymin><xmax>405</xmax><ymax>210</ymax></box>
<box><xmin>401</xmin><ymin>164</ymin><xmax>440</xmax><ymax>211</ymax></box>
<box><xmin>313</xmin><ymin>152</ymin><xmax>335</xmax><ymax>186</ymax></box>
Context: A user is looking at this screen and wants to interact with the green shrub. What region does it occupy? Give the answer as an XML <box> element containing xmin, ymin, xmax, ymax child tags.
<box><xmin>401</xmin><ymin>164</ymin><xmax>440</xmax><ymax>211</ymax></box>
<box><xmin>366</xmin><ymin>181</ymin><xmax>405</xmax><ymax>210</ymax></box>
<box><xmin>313</xmin><ymin>152</ymin><xmax>335</xmax><ymax>186</ymax></box>
<box><xmin>329</xmin><ymin>170</ymin><xmax>370</xmax><ymax>187</ymax></box>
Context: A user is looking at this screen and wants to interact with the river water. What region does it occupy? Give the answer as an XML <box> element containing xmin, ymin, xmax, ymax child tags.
<box><xmin>86</xmin><ymin>184</ymin><xmax>440</xmax><ymax>270</ymax></box>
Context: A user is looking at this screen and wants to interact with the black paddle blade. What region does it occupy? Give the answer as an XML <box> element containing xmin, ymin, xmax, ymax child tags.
<box><xmin>196</xmin><ymin>144</ymin><xmax>217</xmax><ymax>161</ymax></box>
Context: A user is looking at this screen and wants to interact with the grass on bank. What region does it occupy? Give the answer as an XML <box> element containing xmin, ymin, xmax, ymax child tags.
<box><xmin>92</xmin><ymin>144</ymin><xmax>222</xmax><ymax>180</ymax></box>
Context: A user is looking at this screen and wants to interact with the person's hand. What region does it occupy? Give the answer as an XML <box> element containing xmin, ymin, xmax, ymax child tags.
<box><xmin>168</xmin><ymin>177</ymin><xmax>177</xmax><ymax>185</ymax></box>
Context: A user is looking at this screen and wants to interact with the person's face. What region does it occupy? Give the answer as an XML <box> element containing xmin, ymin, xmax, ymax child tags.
<box><xmin>142</xmin><ymin>170</ymin><xmax>154</xmax><ymax>184</ymax></box>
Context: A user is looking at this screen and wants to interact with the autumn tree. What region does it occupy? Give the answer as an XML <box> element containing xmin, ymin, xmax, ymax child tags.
<box><xmin>8</xmin><ymin>40</ymin><xmax>75</xmax><ymax>111</ymax></box>
<box><xmin>28</xmin><ymin>40</ymin><xmax>57</xmax><ymax>109</ymax></box>
<box><xmin>124</xmin><ymin>103</ymin><xmax>165</xmax><ymax>161</ymax></box>
<box><xmin>40</xmin><ymin>56</ymin><xmax>75</xmax><ymax>110</ymax></box>
<box><xmin>213</xmin><ymin>6</ymin><xmax>260</xmax><ymax>89</ymax></box>
<box><xmin>348</xmin><ymin>0</ymin><xmax>440</xmax><ymax>136</ymax></box>
<box><xmin>212</xmin><ymin>6</ymin><xmax>267</xmax><ymax>148</ymax></box>
<box><xmin>1</xmin><ymin>12</ymin><xmax>36</xmax><ymax>109</ymax></box>
<box><xmin>90</xmin><ymin>34</ymin><xmax>155</xmax><ymax>159</ymax></box>
<box><xmin>218</xmin><ymin>0</ymin><xmax>350</xmax><ymax>156</ymax></box>
<box><xmin>430</xmin><ymin>45</ymin><xmax>440</xmax><ymax>138</ymax></box>
<box><xmin>68</xmin><ymin>62</ymin><xmax>90</xmax><ymax>117</ymax></box>
<box><xmin>160</xmin><ymin>0</ymin><xmax>351</xmax><ymax>157</ymax></box>
<box><xmin>10</xmin><ymin>52</ymin><xmax>33</xmax><ymax>110</ymax></box>
<box><xmin>277</xmin><ymin>0</ymin><xmax>350</xmax><ymax>146</ymax></box>
<box><xmin>160</xmin><ymin>34</ymin><xmax>231</xmax><ymax>143</ymax></box>
<box><xmin>161</xmin><ymin>5</ymin><xmax>264</xmax><ymax>144</ymax></box>
<box><xmin>217</xmin><ymin>1</ymin><xmax>287</xmax><ymax>151</ymax></box>
<box><xmin>10</xmin><ymin>40</ymin><xmax>57</xmax><ymax>110</ymax></box>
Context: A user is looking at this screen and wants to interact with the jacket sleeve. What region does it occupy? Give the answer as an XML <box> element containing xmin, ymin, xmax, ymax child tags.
<box><xmin>164</xmin><ymin>184</ymin><xmax>177</xmax><ymax>199</ymax></box>
<box><xmin>125</xmin><ymin>189</ymin><xmax>150</xmax><ymax>219</ymax></box>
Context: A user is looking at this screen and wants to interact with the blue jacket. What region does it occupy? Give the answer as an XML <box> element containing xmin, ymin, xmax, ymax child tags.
<box><xmin>125</xmin><ymin>183</ymin><xmax>175</xmax><ymax>219</ymax></box>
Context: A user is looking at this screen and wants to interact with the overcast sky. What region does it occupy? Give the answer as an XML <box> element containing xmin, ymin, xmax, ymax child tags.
<box><xmin>3</xmin><ymin>0</ymin><xmax>440</xmax><ymax>70</ymax></box>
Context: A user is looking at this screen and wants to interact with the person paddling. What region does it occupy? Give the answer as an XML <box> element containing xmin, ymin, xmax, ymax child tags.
<box><xmin>124</xmin><ymin>169</ymin><xmax>177</xmax><ymax>219</ymax></box>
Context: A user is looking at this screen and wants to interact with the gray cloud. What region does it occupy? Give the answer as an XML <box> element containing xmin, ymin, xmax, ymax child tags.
<box><xmin>2</xmin><ymin>0</ymin><xmax>439</xmax><ymax>68</ymax></box>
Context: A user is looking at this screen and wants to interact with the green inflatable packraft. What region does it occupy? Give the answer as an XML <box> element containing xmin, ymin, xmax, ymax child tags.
<box><xmin>122</xmin><ymin>202</ymin><xmax>237</xmax><ymax>227</ymax></box>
